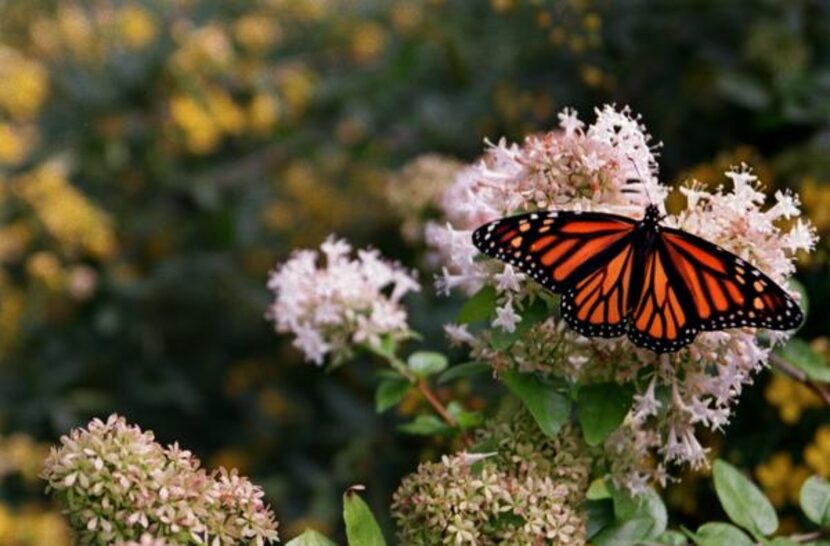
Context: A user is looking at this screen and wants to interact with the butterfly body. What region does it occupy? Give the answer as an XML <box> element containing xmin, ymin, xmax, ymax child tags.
<box><xmin>472</xmin><ymin>205</ymin><xmax>803</xmax><ymax>353</ymax></box>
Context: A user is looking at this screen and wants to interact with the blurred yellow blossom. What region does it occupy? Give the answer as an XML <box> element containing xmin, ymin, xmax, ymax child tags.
<box><xmin>170</xmin><ymin>94</ymin><xmax>221</xmax><ymax>154</ymax></box>
<box><xmin>801</xmin><ymin>177</ymin><xmax>830</xmax><ymax>233</ymax></box>
<box><xmin>55</xmin><ymin>4</ymin><xmax>96</xmax><ymax>60</ymax></box>
<box><xmin>765</xmin><ymin>373</ymin><xmax>823</xmax><ymax>424</ymax></box>
<box><xmin>756</xmin><ymin>452</ymin><xmax>810</xmax><ymax>507</ymax></box>
<box><xmin>0</xmin><ymin>123</ymin><xmax>34</xmax><ymax>165</ymax></box>
<box><xmin>248</xmin><ymin>94</ymin><xmax>280</xmax><ymax>134</ymax></box>
<box><xmin>350</xmin><ymin>22</ymin><xmax>386</xmax><ymax>64</ymax></box>
<box><xmin>277</xmin><ymin>64</ymin><xmax>317</xmax><ymax>116</ymax></box>
<box><xmin>172</xmin><ymin>23</ymin><xmax>234</xmax><ymax>73</ymax></box>
<box><xmin>0</xmin><ymin>504</ymin><xmax>71</xmax><ymax>546</ymax></box>
<box><xmin>0</xmin><ymin>222</ymin><xmax>33</xmax><ymax>264</ymax></box>
<box><xmin>207</xmin><ymin>89</ymin><xmax>246</xmax><ymax>136</ymax></box>
<box><xmin>26</xmin><ymin>252</ymin><xmax>64</xmax><ymax>290</ymax></box>
<box><xmin>0</xmin><ymin>276</ymin><xmax>24</xmax><ymax>353</ymax></box>
<box><xmin>118</xmin><ymin>4</ymin><xmax>157</xmax><ymax>49</ymax></box>
<box><xmin>234</xmin><ymin>14</ymin><xmax>281</xmax><ymax>52</ymax></box>
<box><xmin>805</xmin><ymin>425</ymin><xmax>830</xmax><ymax>478</ymax></box>
<box><xmin>0</xmin><ymin>433</ymin><xmax>50</xmax><ymax>485</ymax></box>
<box><xmin>0</xmin><ymin>48</ymin><xmax>49</xmax><ymax>120</ymax></box>
<box><xmin>13</xmin><ymin>160</ymin><xmax>118</xmax><ymax>259</ymax></box>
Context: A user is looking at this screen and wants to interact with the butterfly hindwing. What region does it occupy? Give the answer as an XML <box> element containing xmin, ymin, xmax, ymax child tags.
<box><xmin>628</xmin><ymin>228</ymin><xmax>804</xmax><ymax>353</ymax></box>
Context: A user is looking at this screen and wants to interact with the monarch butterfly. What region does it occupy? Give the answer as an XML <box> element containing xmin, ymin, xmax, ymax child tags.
<box><xmin>472</xmin><ymin>204</ymin><xmax>804</xmax><ymax>353</ymax></box>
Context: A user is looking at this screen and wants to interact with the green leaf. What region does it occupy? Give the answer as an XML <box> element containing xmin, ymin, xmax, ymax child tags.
<box><xmin>438</xmin><ymin>361</ymin><xmax>490</xmax><ymax>384</ymax></box>
<box><xmin>655</xmin><ymin>530</ymin><xmax>689</xmax><ymax>545</ymax></box>
<box><xmin>769</xmin><ymin>538</ymin><xmax>800</xmax><ymax>546</ymax></box>
<box><xmin>586</xmin><ymin>499</ymin><xmax>615</xmax><ymax>540</ymax></box>
<box><xmin>447</xmin><ymin>401</ymin><xmax>484</xmax><ymax>429</ymax></box>
<box><xmin>800</xmin><ymin>476</ymin><xmax>830</xmax><ymax>527</ymax></box>
<box><xmin>692</xmin><ymin>522</ymin><xmax>754</xmax><ymax>546</ymax></box>
<box><xmin>591</xmin><ymin>518</ymin><xmax>655</xmax><ymax>546</ymax></box>
<box><xmin>713</xmin><ymin>459</ymin><xmax>778</xmax><ymax>536</ymax></box>
<box><xmin>397</xmin><ymin>415</ymin><xmax>452</xmax><ymax>435</ymax></box>
<box><xmin>286</xmin><ymin>529</ymin><xmax>338</xmax><ymax>546</ymax></box>
<box><xmin>407</xmin><ymin>351</ymin><xmax>448</xmax><ymax>377</ymax></box>
<box><xmin>343</xmin><ymin>487</ymin><xmax>386</xmax><ymax>546</ymax></box>
<box><xmin>375</xmin><ymin>377</ymin><xmax>411</xmax><ymax>413</ymax></box>
<box><xmin>586</xmin><ymin>478</ymin><xmax>611</xmax><ymax>500</ymax></box>
<box><xmin>776</xmin><ymin>339</ymin><xmax>830</xmax><ymax>382</ymax></box>
<box><xmin>609</xmin><ymin>483</ymin><xmax>667</xmax><ymax>540</ymax></box>
<box><xmin>577</xmin><ymin>383</ymin><xmax>635</xmax><ymax>446</ymax></box>
<box><xmin>458</xmin><ymin>286</ymin><xmax>497</xmax><ymax>324</ymax></box>
<box><xmin>502</xmin><ymin>370</ymin><xmax>571</xmax><ymax>438</ymax></box>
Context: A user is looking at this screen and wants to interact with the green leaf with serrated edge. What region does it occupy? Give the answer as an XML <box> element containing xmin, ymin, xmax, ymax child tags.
<box><xmin>375</xmin><ymin>378</ymin><xmax>411</xmax><ymax>413</ymax></box>
<box><xmin>776</xmin><ymin>339</ymin><xmax>830</xmax><ymax>382</ymax></box>
<box><xmin>577</xmin><ymin>383</ymin><xmax>635</xmax><ymax>446</ymax></box>
<box><xmin>407</xmin><ymin>351</ymin><xmax>448</xmax><ymax>377</ymax></box>
<box><xmin>713</xmin><ymin>459</ymin><xmax>778</xmax><ymax>536</ymax></box>
<box><xmin>458</xmin><ymin>286</ymin><xmax>497</xmax><ymax>324</ymax></box>
<box><xmin>801</xmin><ymin>476</ymin><xmax>830</xmax><ymax>527</ymax></box>
<box><xmin>286</xmin><ymin>529</ymin><xmax>338</xmax><ymax>546</ymax></box>
<box><xmin>343</xmin><ymin>487</ymin><xmax>386</xmax><ymax>546</ymax></box>
<box><xmin>502</xmin><ymin>370</ymin><xmax>571</xmax><ymax>438</ymax></box>
<box><xmin>397</xmin><ymin>415</ymin><xmax>452</xmax><ymax>435</ymax></box>
<box><xmin>438</xmin><ymin>361</ymin><xmax>490</xmax><ymax>384</ymax></box>
<box><xmin>691</xmin><ymin>522</ymin><xmax>754</xmax><ymax>546</ymax></box>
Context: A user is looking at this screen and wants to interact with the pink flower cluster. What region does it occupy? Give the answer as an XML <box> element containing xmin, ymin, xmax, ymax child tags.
<box><xmin>267</xmin><ymin>236</ymin><xmax>420</xmax><ymax>365</ymax></box>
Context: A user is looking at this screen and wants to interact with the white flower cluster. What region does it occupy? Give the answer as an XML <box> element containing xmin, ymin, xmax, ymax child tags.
<box><xmin>267</xmin><ymin>236</ymin><xmax>420</xmax><ymax>365</ymax></box>
<box><xmin>41</xmin><ymin>414</ymin><xmax>279</xmax><ymax>545</ymax></box>
<box><xmin>425</xmin><ymin>105</ymin><xmax>816</xmax><ymax>490</ymax></box>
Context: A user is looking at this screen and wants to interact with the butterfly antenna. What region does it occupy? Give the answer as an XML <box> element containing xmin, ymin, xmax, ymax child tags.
<box><xmin>624</xmin><ymin>156</ymin><xmax>654</xmax><ymax>205</ymax></box>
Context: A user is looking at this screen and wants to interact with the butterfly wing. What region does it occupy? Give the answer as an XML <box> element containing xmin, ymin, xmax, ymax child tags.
<box><xmin>628</xmin><ymin>228</ymin><xmax>804</xmax><ymax>353</ymax></box>
<box><xmin>472</xmin><ymin>210</ymin><xmax>637</xmax><ymax>338</ymax></box>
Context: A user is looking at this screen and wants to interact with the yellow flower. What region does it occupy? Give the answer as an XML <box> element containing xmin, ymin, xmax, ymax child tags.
<box><xmin>0</xmin><ymin>48</ymin><xmax>49</xmax><ymax>120</ymax></box>
<box><xmin>756</xmin><ymin>452</ymin><xmax>810</xmax><ymax>507</ymax></box>
<box><xmin>248</xmin><ymin>93</ymin><xmax>280</xmax><ymax>134</ymax></box>
<box><xmin>765</xmin><ymin>373</ymin><xmax>823</xmax><ymax>424</ymax></box>
<box><xmin>206</xmin><ymin>89</ymin><xmax>246</xmax><ymax>136</ymax></box>
<box><xmin>350</xmin><ymin>22</ymin><xmax>386</xmax><ymax>64</ymax></box>
<box><xmin>170</xmin><ymin>95</ymin><xmax>221</xmax><ymax>154</ymax></box>
<box><xmin>26</xmin><ymin>251</ymin><xmax>64</xmax><ymax>290</ymax></box>
<box><xmin>56</xmin><ymin>4</ymin><xmax>96</xmax><ymax>60</ymax></box>
<box><xmin>0</xmin><ymin>277</ymin><xmax>24</xmax><ymax>354</ymax></box>
<box><xmin>172</xmin><ymin>24</ymin><xmax>234</xmax><ymax>73</ymax></box>
<box><xmin>0</xmin><ymin>123</ymin><xmax>33</xmax><ymax>165</ymax></box>
<box><xmin>118</xmin><ymin>4</ymin><xmax>157</xmax><ymax>49</ymax></box>
<box><xmin>0</xmin><ymin>222</ymin><xmax>33</xmax><ymax>264</ymax></box>
<box><xmin>277</xmin><ymin>64</ymin><xmax>317</xmax><ymax>116</ymax></box>
<box><xmin>234</xmin><ymin>14</ymin><xmax>281</xmax><ymax>52</ymax></box>
<box><xmin>12</xmin><ymin>160</ymin><xmax>118</xmax><ymax>259</ymax></box>
<box><xmin>806</xmin><ymin>425</ymin><xmax>830</xmax><ymax>478</ymax></box>
<box><xmin>801</xmin><ymin>177</ymin><xmax>830</xmax><ymax>233</ymax></box>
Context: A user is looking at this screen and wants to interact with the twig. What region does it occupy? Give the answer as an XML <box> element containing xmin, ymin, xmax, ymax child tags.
<box><xmin>418</xmin><ymin>379</ymin><xmax>458</xmax><ymax>427</ymax></box>
<box><xmin>770</xmin><ymin>353</ymin><xmax>830</xmax><ymax>406</ymax></box>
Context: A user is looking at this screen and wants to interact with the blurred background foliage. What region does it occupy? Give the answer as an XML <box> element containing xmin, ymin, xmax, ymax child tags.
<box><xmin>0</xmin><ymin>0</ymin><xmax>829</xmax><ymax>543</ymax></box>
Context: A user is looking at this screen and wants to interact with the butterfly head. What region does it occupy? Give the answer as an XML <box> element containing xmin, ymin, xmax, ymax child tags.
<box><xmin>642</xmin><ymin>204</ymin><xmax>663</xmax><ymax>228</ymax></box>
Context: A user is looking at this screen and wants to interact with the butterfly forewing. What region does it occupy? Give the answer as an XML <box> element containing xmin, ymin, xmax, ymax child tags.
<box><xmin>472</xmin><ymin>211</ymin><xmax>637</xmax><ymax>295</ymax></box>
